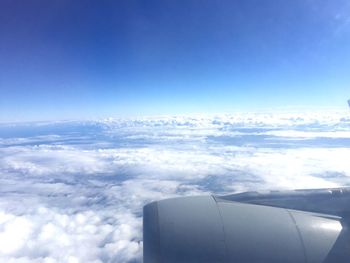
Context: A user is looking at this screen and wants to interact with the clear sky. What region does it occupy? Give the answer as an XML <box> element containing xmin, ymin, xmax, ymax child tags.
<box><xmin>1</xmin><ymin>0</ymin><xmax>350</xmax><ymax>121</ymax></box>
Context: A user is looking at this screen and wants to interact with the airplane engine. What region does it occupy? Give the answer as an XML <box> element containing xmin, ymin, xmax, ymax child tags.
<box><xmin>144</xmin><ymin>190</ymin><xmax>350</xmax><ymax>263</ymax></box>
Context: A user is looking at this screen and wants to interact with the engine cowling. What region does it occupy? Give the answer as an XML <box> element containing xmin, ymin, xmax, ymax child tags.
<box><xmin>143</xmin><ymin>195</ymin><xmax>347</xmax><ymax>263</ymax></box>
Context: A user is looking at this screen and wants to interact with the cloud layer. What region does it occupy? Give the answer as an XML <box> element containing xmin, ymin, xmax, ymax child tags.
<box><xmin>0</xmin><ymin>111</ymin><xmax>350</xmax><ymax>262</ymax></box>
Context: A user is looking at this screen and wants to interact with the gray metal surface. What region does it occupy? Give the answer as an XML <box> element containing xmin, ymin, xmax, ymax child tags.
<box><xmin>217</xmin><ymin>187</ymin><xmax>350</xmax><ymax>216</ymax></box>
<box><xmin>144</xmin><ymin>196</ymin><xmax>226</xmax><ymax>263</ymax></box>
<box><xmin>143</xmin><ymin>188</ymin><xmax>350</xmax><ymax>263</ymax></box>
<box><xmin>289</xmin><ymin>211</ymin><xmax>341</xmax><ymax>263</ymax></box>
<box><xmin>217</xmin><ymin>201</ymin><xmax>305</xmax><ymax>262</ymax></box>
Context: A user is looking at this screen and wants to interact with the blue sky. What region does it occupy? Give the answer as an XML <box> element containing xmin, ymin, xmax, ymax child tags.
<box><xmin>1</xmin><ymin>0</ymin><xmax>350</xmax><ymax>121</ymax></box>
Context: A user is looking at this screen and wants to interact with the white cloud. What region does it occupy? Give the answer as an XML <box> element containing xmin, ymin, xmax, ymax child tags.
<box><xmin>263</xmin><ymin>130</ymin><xmax>350</xmax><ymax>139</ymax></box>
<box><xmin>0</xmin><ymin>112</ymin><xmax>349</xmax><ymax>262</ymax></box>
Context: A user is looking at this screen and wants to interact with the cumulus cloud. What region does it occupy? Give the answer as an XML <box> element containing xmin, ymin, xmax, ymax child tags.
<box><xmin>0</xmin><ymin>111</ymin><xmax>349</xmax><ymax>262</ymax></box>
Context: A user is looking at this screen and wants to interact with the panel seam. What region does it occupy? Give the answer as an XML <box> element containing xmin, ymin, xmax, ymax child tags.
<box><xmin>286</xmin><ymin>209</ymin><xmax>308</xmax><ymax>263</ymax></box>
<box><xmin>212</xmin><ymin>195</ymin><xmax>229</xmax><ymax>263</ymax></box>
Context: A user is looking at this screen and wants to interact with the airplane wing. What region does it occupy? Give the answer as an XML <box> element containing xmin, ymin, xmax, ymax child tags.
<box><xmin>143</xmin><ymin>187</ymin><xmax>350</xmax><ymax>263</ymax></box>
